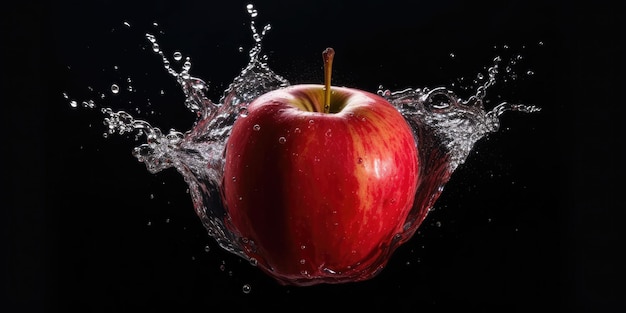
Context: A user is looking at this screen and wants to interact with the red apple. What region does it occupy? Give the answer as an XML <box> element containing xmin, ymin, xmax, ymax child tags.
<box><xmin>221</xmin><ymin>49</ymin><xmax>420</xmax><ymax>286</ymax></box>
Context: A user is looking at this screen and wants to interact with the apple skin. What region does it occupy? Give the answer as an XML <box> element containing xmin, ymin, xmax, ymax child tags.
<box><xmin>222</xmin><ymin>84</ymin><xmax>419</xmax><ymax>286</ymax></box>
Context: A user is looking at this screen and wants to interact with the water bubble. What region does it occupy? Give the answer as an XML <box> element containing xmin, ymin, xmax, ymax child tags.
<box><xmin>526</xmin><ymin>70</ymin><xmax>535</xmax><ymax>76</ymax></box>
<box><xmin>278</xmin><ymin>137</ymin><xmax>286</xmax><ymax>144</ymax></box>
<box><xmin>183</xmin><ymin>60</ymin><xmax>191</xmax><ymax>71</ymax></box>
<box><xmin>173</xmin><ymin>51</ymin><xmax>182</xmax><ymax>61</ymax></box>
<box><xmin>239</xmin><ymin>107</ymin><xmax>248</xmax><ymax>117</ymax></box>
<box><xmin>242</xmin><ymin>284</ymin><xmax>251</xmax><ymax>294</ymax></box>
<box><xmin>152</xmin><ymin>43</ymin><xmax>160</xmax><ymax>53</ymax></box>
<box><xmin>123</xmin><ymin>21</ymin><xmax>131</xmax><ymax>27</ymax></box>
<box><xmin>69</xmin><ymin>100</ymin><xmax>78</xmax><ymax>108</ymax></box>
<box><xmin>82</xmin><ymin>100</ymin><xmax>95</xmax><ymax>108</ymax></box>
<box><xmin>111</xmin><ymin>84</ymin><xmax>120</xmax><ymax>94</ymax></box>
<box><xmin>204</xmin><ymin>245</ymin><xmax>211</xmax><ymax>252</ymax></box>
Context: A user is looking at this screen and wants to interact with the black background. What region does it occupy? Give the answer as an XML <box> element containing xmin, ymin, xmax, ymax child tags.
<box><xmin>3</xmin><ymin>0</ymin><xmax>624</xmax><ymax>312</ymax></box>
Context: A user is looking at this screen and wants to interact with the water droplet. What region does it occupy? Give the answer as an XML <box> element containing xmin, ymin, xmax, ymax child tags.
<box><xmin>357</xmin><ymin>157</ymin><xmax>363</xmax><ymax>164</ymax></box>
<box><xmin>238</xmin><ymin>46</ymin><xmax>244</xmax><ymax>52</ymax></box>
<box><xmin>294</xmin><ymin>127</ymin><xmax>300</xmax><ymax>133</ymax></box>
<box><xmin>242</xmin><ymin>284</ymin><xmax>251</xmax><ymax>294</ymax></box>
<box><xmin>239</xmin><ymin>107</ymin><xmax>248</xmax><ymax>117</ymax></box>
<box><xmin>173</xmin><ymin>51</ymin><xmax>182</xmax><ymax>61</ymax></box>
<box><xmin>69</xmin><ymin>100</ymin><xmax>78</xmax><ymax>108</ymax></box>
<box><xmin>111</xmin><ymin>84</ymin><xmax>120</xmax><ymax>94</ymax></box>
<box><xmin>204</xmin><ymin>245</ymin><xmax>211</xmax><ymax>252</ymax></box>
<box><xmin>246</xmin><ymin>4</ymin><xmax>258</xmax><ymax>17</ymax></box>
<box><xmin>325</xmin><ymin>129</ymin><xmax>332</xmax><ymax>137</ymax></box>
<box><xmin>278</xmin><ymin>137</ymin><xmax>286</xmax><ymax>144</ymax></box>
<box><xmin>526</xmin><ymin>70</ymin><xmax>535</xmax><ymax>76</ymax></box>
<box><xmin>253</xmin><ymin>124</ymin><xmax>260</xmax><ymax>131</ymax></box>
<box><xmin>249</xmin><ymin>258</ymin><xmax>258</xmax><ymax>266</ymax></box>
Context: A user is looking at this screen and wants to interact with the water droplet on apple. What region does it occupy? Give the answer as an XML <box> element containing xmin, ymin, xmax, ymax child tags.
<box><xmin>278</xmin><ymin>137</ymin><xmax>286</xmax><ymax>144</ymax></box>
<box><xmin>252</xmin><ymin>124</ymin><xmax>260</xmax><ymax>131</ymax></box>
<box><xmin>294</xmin><ymin>127</ymin><xmax>301</xmax><ymax>134</ymax></box>
<box><xmin>325</xmin><ymin>129</ymin><xmax>332</xmax><ymax>137</ymax></box>
<box><xmin>299</xmin><ymin>258</ymin><xmax>306</xmax><ymax>264</ymax></box>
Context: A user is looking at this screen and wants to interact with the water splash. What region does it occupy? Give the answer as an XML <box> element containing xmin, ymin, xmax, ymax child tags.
<box><xmin>67</xmin><ymin>4</ymin><xmax>539</xmax><ymax>285</ymax></box>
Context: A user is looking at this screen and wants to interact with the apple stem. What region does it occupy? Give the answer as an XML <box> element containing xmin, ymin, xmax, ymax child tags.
<box><xmin>322</xmin><ymin>47</ymin><xmax>335</xmax><ymax>114</ymax></box>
